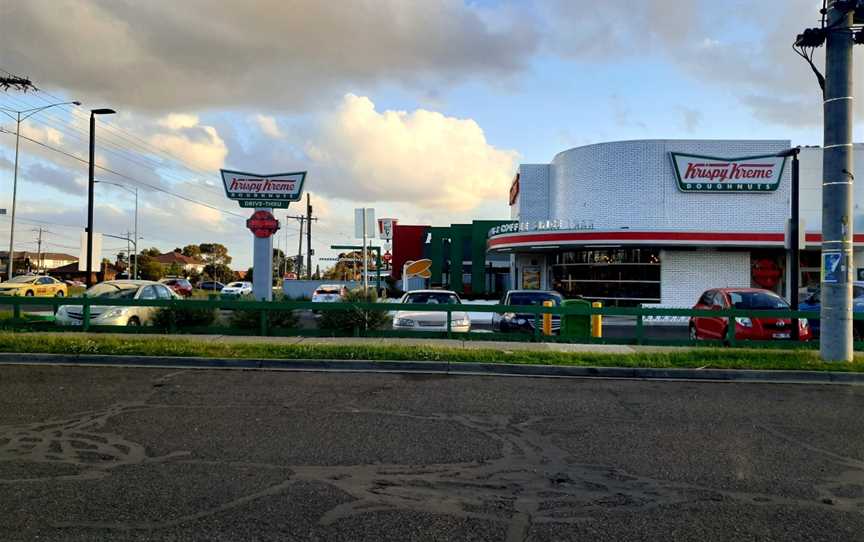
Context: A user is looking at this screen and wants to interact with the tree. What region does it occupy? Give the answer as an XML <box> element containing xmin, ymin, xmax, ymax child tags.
<box><xmin>245</xmin><ymin>267</ymin><xmax>254</xmax><ymax>282</ymax></box>
<box><xmin>203</xmin><ymin>263</ymin><xmax>233</xmax><ymax>283</ymax></box>
<box><xmin>165</xmin><ymin>262</ymin><xmax>184</xmax><ymax>277</ymax></box>
<box><xmin>141</xmin><ymin>247</ymin><xmax>161</xmax><ymax>257</ymax></box>
<box><xmin>199</xmin><ymin>243</ymin><xmax>232</xmax><ymax>266</ymax></box>
<box><xmin>138</xmin><ymin>258</ymin><xmax>164</xmax><ymax>281</ymax></box>
<box><xmin>182</xmin><ymin>244</ymin><xmax>202</xmax><ymax>258</ymax></box>
<box><xmin>173</xmin><ymin>247</ymin><xmax>183</xmax><ymax>254</ymax></box>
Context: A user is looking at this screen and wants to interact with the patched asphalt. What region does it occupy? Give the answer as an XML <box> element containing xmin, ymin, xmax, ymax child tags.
<box><xmin>1</xmin><ymin>364</ymin><xmax>864</xmax><ymax>541</ymax></box>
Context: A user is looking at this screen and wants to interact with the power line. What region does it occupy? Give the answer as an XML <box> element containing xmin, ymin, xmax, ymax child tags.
<box><xmin>0</xmin><ymin>127</ymin><xmax>246</xmax><ymax>220</ymax></box>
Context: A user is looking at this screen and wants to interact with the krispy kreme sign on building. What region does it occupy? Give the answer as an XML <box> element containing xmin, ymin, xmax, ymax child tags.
<box><xmin>221</xmin><ymin>169</ymin><xmax>307</xmax><ymax>207</ymax></box>
<box><xmin>670</xmin><ymin>152</ymin><xmax>787</xmax><ymax>193</ymax></box>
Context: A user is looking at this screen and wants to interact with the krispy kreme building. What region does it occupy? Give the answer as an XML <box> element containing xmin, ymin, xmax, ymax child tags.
<box><xmin>487</xmin><ymin>139</ymin><xmax>864</xmax><ymax>307</ymax></box>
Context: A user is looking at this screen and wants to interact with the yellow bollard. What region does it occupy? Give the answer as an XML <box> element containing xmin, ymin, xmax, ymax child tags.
<box><xmin>591</xmin><ymin>301</ymin><xmax>603</xmax><ymax>338</ymax></box>
<box><xmin>542</xmin><ymin>300</ymin><xmax>553</xmax><ymax>336</ymax></box>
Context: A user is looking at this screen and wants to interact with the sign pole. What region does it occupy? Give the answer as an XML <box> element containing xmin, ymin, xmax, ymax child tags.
<box><xmin>252</xmin><ymin>207</ymin><xmax>275</xmax><ymax>301</ymax></box>
<box><xmin>362</xmin><ymin>208</ymin><xmax>368</xmax><ymax>293</ymax></box>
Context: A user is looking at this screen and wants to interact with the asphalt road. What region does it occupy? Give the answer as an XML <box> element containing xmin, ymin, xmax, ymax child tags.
<box><xmin>2</xmin><ymin>365</ymin><xmax>864</xmax><ymax>541</ymax></box>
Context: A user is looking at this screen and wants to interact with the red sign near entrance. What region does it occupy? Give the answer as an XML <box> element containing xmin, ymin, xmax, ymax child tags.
<box><xmin>246</xmin><ymin>210</ymin><xmax>280</xmax><ymax>238</ymax></box>
<box><xmin>382</xmin><ymin>251</ymin><xmax>392</xmax><ymax>264</ymax></box>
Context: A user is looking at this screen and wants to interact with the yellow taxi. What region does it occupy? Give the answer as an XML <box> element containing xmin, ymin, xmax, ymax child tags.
<box><xmin>0</xmin><ymin>274</ymin><xmax>68</xmax><ymax>297</ymax></box>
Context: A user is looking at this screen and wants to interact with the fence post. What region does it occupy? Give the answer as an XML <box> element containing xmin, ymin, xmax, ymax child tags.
<box><xmin>446</xmin><ymin>310</ymin><xmax>452</xmax><ymax>339</ymax></box>
<box><xmin>725</xmin><ymin>311</ymin><xmax>736</xmax><ymax>346</ymax></box>
<box><xmin>533</xmin><ymin>311</ymin><xmax>541</xmax><ymax>341</ymax></box>
<box><xmin>13</xmin><ymin>298</ymin><xmax>20</xmax><ymax>320</ymax></box>
<box><xmin>635</xmin><ymin>311</ymin><xmax>644</xmax><ymax>345</ymax></box>
<box><xmin>259</xmin><ymin>306</ymin><xmax>269</xmax><ymax>336</ymax></box>
<box><xmin>82</xmin><ymin>296</ymin><xmax>90</xmax><ymax>332</ymax></box>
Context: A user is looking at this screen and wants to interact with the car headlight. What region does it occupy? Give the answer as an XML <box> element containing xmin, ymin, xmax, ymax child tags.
<box><xmin>101</xmin><ymin>308</ymin><xmax>128</xmax><ymax>319</ymax></box>
<box><xmin>502</xmin><ymin>312</ymin><xmax>515</xmax><ymax>320</ymax></box>
<box><xmin>735</xmin><ymin>317</ymin><xmax>752</xmax><ymax>327</ymax></box>
<box><xmin>515</xmin><ymin>318</ymin><xmax>527</xmax><ymax>325</ymax></box>
<box><xmin>453</xmin><ymin>318</ymin><xmax>470</xmax><ymax>327</ymax></box>
<box><xmin>799</xmin><ymin>318</ymin><xmax>809</xmax><ymax>329</ymax></box>
<box><xmin>395</xmin><ymin>318</ymin><xmax>415</xmax><ymax>327</ymax></box>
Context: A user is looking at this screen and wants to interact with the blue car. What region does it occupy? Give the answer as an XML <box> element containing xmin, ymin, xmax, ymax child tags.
<box><xmin>798</xmin><ymin>282</ymin><xmax>864</xmax><ymax>338</ymax></box>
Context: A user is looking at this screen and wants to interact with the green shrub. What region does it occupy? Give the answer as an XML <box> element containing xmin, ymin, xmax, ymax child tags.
<box><xmin>230</xmin><ymin>295</ymin><xmax>299</xmax><ymax>330</ymax></box>
<box><xmin>153</xmin><ymin>304</ymin><xmax>218</xmax><ymax>330</ymax></box>
<box><xmin>318</xmin><ymin>288</ymin><xmax>390</xmax><ymax>333</ymax></box>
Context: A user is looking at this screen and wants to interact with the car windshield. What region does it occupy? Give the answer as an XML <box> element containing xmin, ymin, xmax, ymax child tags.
<box><xmin>404</xmin><ymin>292</ymin><xmax>460</xmax><ymax>305</ymax></box>
<box><xmin>6</xmin><ymin>275</ymin><xmax>37</xmax><ymax>284</ymax></box>
<box><xmin>728</xmin><ymin>291</ymin><xmax>789</xmax><ymax>310</ymax></box>
<box><xmin>507</xmin><ymin>292</ymin><xmax>562</xmax><ymax>306</ymax></box>
<box><xmin>85</xmin><ymin>283</ymin><xmax>139</xmax><ymax>299</ymax></box>
<box><xmin>227</xmin><ymin>282</ymin><xmax>244</xmax><ymax>288</ymax></box>
<box><xmin>316</xmin><ymin>288</ymin><xmax>341</xmax><ymax>294</ymax></box>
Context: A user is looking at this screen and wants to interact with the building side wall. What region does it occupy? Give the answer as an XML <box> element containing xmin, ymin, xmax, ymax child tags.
<box><xmin>514</xmin><ymin>164</ymin><xmax>550</xmax><ymax>223</ymax></box>
<box><xmin>547</xmin><ymin>139</ymin><xmax>791</xmax><ymax>232</ymax></box>
<box><xmin>658</xmin><ymin>250</ymin><xmax>751</xmax><ymax>307</ymax></box>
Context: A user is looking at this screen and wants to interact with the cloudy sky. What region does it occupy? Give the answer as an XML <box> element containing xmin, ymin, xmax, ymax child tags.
<box><xmin>0</xmin><ymin>0</ymin><xmax>857</xmax><ymax>269</ymax></box>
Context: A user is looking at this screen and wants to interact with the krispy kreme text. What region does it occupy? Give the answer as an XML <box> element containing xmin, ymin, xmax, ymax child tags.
<box><xmin>220</xmin><ymin>169</ymin><xmax>306</xmax><ymax>202</ymax></box>
<box><xmin>670</xmin><ymin>152</ymin><xmax>786</xmax><ymax>193</ymax></box>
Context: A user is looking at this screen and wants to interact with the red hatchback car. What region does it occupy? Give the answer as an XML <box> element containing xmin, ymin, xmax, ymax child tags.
<box><xmin>160</xmin><ymin>278</ymin><xmax>193</xmax><ymax>298</ymax></box>
<box><xmin>689</xmin><ymin>288</ymin><xmax>811</xmax><ymax>342</ymax></box>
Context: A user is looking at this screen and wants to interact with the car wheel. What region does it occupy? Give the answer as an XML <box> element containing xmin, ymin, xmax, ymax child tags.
<box><xmin>127</xmin><ymin>316</ymin><xmax>141</xmax><ymax>327</ymax></box>
<box><xmin>689</xmin><ymin>324</ymin><xmax>698</xmax><ymax>341</ymax></box>
<box><xmin>55</xmin><ymin>290</ymin><xmax>64</xmax><ymax>297</ymax></box>
<box><xmin>25</xmin><ymin>290</ymin><xmax>34</xmax><ymax>297</ymax></box>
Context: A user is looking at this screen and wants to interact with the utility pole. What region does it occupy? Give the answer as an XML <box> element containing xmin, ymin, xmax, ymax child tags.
<box><xmin>821</xmin><ymin>0</ymin><xmax>855</xmax><ymax>362</ymax></box>
<box><xmin>287</xmin><ymin>208</ymin><xmax>318</xmax><ymax>279</ymax></box>
<box><xmin>34</xmin><ymin>227</ymin><xmax>44</xmax><ymax>274</ymax></box>
<box><xmin>306</xmin><ymin>194</ymin><xmax>313</xmax><ymax>280</ymax></box>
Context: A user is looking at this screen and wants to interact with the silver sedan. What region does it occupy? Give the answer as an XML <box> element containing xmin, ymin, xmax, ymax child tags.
<box><xmin>55</xmin><ymin>280</ymin><xmax>178</xmax><ymax>327</ymax></box>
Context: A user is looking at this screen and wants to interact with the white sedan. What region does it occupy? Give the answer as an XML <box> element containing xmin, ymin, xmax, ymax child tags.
<box><xmin>221</xmin><ymin>281</ymin><xmax>253</xmax><ymax>297</ymax></box>
<box><xmin>55</xmin><ymin>280</ymin><xmax>177</xmax><ymax>327</ymax></box>
<box><xmin>312</xmin><ymin>284</ymin><xmax>347</xmax><ymax>303</ymax></box>
<box><xmin>392</xmin><ymin>289</ymin><xmax>470</xmax><ymax>333</ymax></box>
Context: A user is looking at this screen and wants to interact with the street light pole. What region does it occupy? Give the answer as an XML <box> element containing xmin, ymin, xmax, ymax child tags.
<box><xmin>86</xmin><ymin>108</ymin><xmax>116</xmax><ymax>287</ymax></box>
<box><xmin>0</xmin><ymin>101</ymin><xmax>80</xmax><ymax>281</ymax></box>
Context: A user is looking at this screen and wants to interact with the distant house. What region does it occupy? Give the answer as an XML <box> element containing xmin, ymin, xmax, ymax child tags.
<box><xmin>48</xmin><ymin>261</ymin><xmax>119</xmax><ymax>284</ymax></box>
<box><xmin>152</xmin><ymin>252</ymin><xmax>206</xmax><ymax>274</ymax></box>
<box><xmin>0</xmin><ymin>251</ymin><xmax>78</xmax><ymax>275</ymax></box>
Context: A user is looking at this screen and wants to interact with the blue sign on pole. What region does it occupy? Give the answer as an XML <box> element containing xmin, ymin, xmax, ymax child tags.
<box><xmin>823</xmin><ymin>252</ymin><xmax>842</xmax><ymax>284</ymax></box>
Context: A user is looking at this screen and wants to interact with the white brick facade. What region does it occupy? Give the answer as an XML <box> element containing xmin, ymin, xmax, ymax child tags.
<box><xmin>658</xmin><ymin>250</ymin><xmax>751</xmax><ymax>307</ymax></box>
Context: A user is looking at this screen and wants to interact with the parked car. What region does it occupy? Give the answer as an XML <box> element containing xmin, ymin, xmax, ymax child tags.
<box><xmin>392</xmin><ymin>289</ymin><xmax>470</xmax><ymax>332</ymax></box>
<box><xmin>220</xmin><ymin>281</ymin><xmax>253</xmax><ymax>298</ymax></box>
<box><xmin>160</xmin><ymin>277</ymin><xmax>193</xmax><ymax>298</ymax></box>
<box><xmin>64</xmin><ymin>279</ymin><xmax>85</xmax><ymax>288</ymax></box>
<box><xmin>55</xmin><ymin>280</ymin><xmax>178</xmax><ymax>327</ymax></box>
<box><xmin>312</xmin><ymin>284</ymin><xmax>347</xmax><ymax>303</ymax></box>
<box><xmin>689</xmin><ymin>288</ymin><xmax>810</xmax><ymax>342</ymax></box>
<box><xmin>798</xmin><ymin>282</ymin><xmax>864</xmax><ymax>339</ymax></box>
<box><xmin>0</xmin><ymin>274</ymin><xmax>67</xmax><ymax>297</ymax></box>
<box><xmin>493</xmin><ymin>290</ymin><xmax>564</xmax><ymax>333</ymax></box>
<box><xmin>198</xmin><ymin>281</ymin><xmax>224</xmax><ymax>291</ymax></box>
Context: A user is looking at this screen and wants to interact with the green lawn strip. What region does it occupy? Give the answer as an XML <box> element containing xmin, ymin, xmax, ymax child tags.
<box><xmin>0</xmin><ymin>311</ymin><xmax>53</xmax><ymax>322</ymax></box>
<box><xmin>0</xmin><ymin>332</ymin><xmax>862</xmax><ymax>372</ymax></box>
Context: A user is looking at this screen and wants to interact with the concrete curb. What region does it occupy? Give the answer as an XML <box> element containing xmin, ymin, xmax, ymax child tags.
<box><xmin>0</xmin><ymin>352</ymin><xmax>861</xmax><ymax>385</ymax></box>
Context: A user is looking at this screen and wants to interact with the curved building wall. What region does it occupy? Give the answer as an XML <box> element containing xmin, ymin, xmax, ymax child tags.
<box><xmin>544</xmin><ymin>139</ymin><xmax>791</xmax><ymax>232</ymax></box>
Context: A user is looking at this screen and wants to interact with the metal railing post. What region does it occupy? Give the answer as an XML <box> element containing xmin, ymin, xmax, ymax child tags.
<box><xmin>726</xmin><ymin>311</ymin><xmax>736</xmax><ymax>346</ymax></box>
<box><xmin>447</xmin><ymin>310</ymin><xmax>452</xmax><ymax>339</ymax></box>
<box><xmin>12</xmin><ymin>298</ymin><xmax>20</xmax><ymax>320</ymax></box>
<box><xmin>635</xmin><ymin>312</ymin><xmax>644</xmax><ymax>345</ymax></box>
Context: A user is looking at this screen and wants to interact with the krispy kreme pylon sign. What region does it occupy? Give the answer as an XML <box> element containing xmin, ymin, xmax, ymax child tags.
<box><xmin>670</xmin><ymin>152</ymin><xmax>787</xmax><ymax>193</ymax></box>
<box><xmin>221</xmin><ymin>169</ymin><xmax>307</xmax><ymax>208</ymax></box>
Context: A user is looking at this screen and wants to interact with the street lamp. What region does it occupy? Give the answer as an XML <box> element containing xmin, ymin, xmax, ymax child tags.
<box><xmin>86</xmin><ymin>108</ymin><xmax>116</xmax><ymax>287</ymax></box>
<box><xmin>95</xmin><ymin>180</ymin><xmax>138</xmax><ymax>278</ymax></box>
<box><xmin>0</xmin><ymin>100</ymin><xmax>81</xmax><ymax>280</ymax></box>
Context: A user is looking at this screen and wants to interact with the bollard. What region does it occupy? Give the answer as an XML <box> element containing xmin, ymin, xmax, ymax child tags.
<box><xmin>591</xmin><ymin>301</ymin><xmax>602</xmax><ymax>338</ymax></box>
<box><xmin>542</xmin><ymin>300</ymin><xmax>553</xmax><ymax>336</ymax></box>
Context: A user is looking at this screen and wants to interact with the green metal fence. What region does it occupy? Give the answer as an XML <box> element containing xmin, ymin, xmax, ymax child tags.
<box><xmin>0</xmin><ymin>294</ymin><xmax>858</xmax><ymax>350</ymax></box>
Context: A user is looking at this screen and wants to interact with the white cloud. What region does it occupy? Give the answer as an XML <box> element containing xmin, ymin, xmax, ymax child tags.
<box><xmin>148</xmin><ymin>122</ymin><xmax>227</xmax><ymax>172</ymax></box>
<box><xmin>19</xmin><ymin>123</ymin><xmax>64</xmax><ymax>146</ymax></box>
<box><xmin>306</xmin><ymin>94</ymin><xmax>518</xmax><ymax>212</ymax></box>
<box><xmin>255</xmin><ymin>114</ymin><xmax>284</xmax><ymax>139</ymax></box>
<box><xmin>157</xmin><ymin>114</ymin><xmax>200</xmax><ymax>130</ymax></box>
<box><xmin>1</xmin><ymin>0</ymin><xmax>536</xmax><ymax>112</ymax></box>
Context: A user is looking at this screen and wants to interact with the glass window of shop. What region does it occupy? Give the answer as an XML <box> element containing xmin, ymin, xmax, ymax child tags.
<box><xmin>550</xmin><ymin>248</ymin><xmax>661</xmax><ymax>306</ymax></box>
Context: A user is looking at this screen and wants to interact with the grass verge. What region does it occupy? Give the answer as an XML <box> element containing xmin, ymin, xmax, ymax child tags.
<box><xmin>0</xmin><ymin>332</ymin><xmax>863</xmax><ymax>372</ymax></box>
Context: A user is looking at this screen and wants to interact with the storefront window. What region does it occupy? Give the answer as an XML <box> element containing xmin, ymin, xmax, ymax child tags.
<box><xmin>551</xmin><ymin>248</ymin><xmax>661</xmax><ymax>306</ymax></box>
